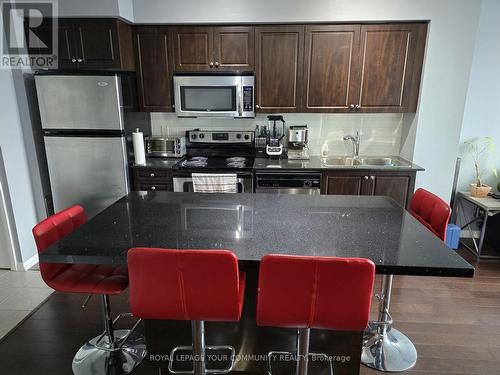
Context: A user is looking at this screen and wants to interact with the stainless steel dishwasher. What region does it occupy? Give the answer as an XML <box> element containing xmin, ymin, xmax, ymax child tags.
<box><xmin>255</xmin><ymin>171</ymin><xmax>321</xmax><ymax>194</ymax></box>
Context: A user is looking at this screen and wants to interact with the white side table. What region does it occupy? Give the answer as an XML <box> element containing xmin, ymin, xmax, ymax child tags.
<box><xmin>452</xmin><ymin>191</ymin><xmax>500</xmax><ymax>259</ymax></box>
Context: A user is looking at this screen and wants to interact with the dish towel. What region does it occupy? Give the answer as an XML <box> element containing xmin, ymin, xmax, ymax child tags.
<box><xmin>191</xmin><ymin>173</ymin><xmax>238</xmax><ymax>193</ymax></box>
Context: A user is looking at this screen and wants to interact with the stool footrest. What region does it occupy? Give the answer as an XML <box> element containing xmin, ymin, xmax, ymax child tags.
<box><xmin>267</xmin><ymin>351</ymin><xmax>334</xmax><ymax>375</ymax></box>
<box><xmin>92</xmin><ymin>317</ymin><xmax>143</xmax><ymax>352</ymax></box>
<box><xmin>168</xmin><ymin>345</ymin><xmax>236</xmax><ymax>375</ymax></box>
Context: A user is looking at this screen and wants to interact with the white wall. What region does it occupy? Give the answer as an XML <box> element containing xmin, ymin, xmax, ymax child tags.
<box><xmin>131</xmin><ymin>0</ymin><xmax>482</xmax><ymax>201</ymax></box>
<box><xmin>457</xmin><ymin>0</ymin><xmax>500</xmax><ymax>192</ymax></box>
<box><xmin>0</xmin><ymin>67</ymin><xmax>39</xmax><ymax>267</ymax></box>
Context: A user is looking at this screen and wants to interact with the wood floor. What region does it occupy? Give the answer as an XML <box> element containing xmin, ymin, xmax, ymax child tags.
<box><xmin>0</xmin><ymin>249</ymin><xmax>499</xmax><ymax>375</ymax></box>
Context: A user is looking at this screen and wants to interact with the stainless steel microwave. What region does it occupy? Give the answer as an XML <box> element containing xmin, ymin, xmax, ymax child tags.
<box><xmin>173</xmin><ymin>73</ymin><xmax>254</xmax><ymax>118</ymax></box>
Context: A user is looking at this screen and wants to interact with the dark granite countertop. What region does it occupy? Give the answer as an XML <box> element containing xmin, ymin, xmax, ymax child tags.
<box><xmin>254</xmin><ymin>156</ymin><xmax>424</xmax><ymax>171</ymax></box>
<box><xmin>40</xmin><ymin>192</ymin><xmax>473</xmax><ymax>277</ymax></box>
<box><xmin>130</xmin><ymin>158</ymin><xmax>181</xmax><ymax>169</ymax></box>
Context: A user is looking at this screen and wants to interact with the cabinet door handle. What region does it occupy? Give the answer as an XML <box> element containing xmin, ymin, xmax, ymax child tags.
<box><xmin>370</xmin><ymin>176</ymin><xmax>375</xmax><ymax>180</ymax></box>
<box><xmin>71</xmin><ymin>58</ymin><xmax>77</xmax><ymax>63</ymax></box>
<box><xmin>215</xmin><ymin>61</ymin><xmax>219</xmax><ymax>67</ymax></box>
<box><xmin>255</xmin><ymin>104</ymin><xmax>260</xmax><ymax>109</ymax></box>
<box><xmin>209</xmin><ymin>61</ymin><xmax>214</xmax><ymax>68</ymax></box>
<box><xmin>355</xmin><ymin>104</ymin><xmax>361</xmax><ymax>111</ymax></box>
<box><xmin>77</xmin><ymin>58</ymin><xmax>82</xmax><ymax>63</ymax></box>
<box><xmin>364</xmin><ymin>176</ymin><xmax>369</xmax><ymax>180</ymax></box>
<box><xmin>151</xmin><ymin>186</ymin><xmax>156</xmax><ymax>190</ymax></box>
<box><xmin>150</xmin><ymin>173</ymin><xmax>155</xmax><ymax>177</ymax></box>
<box><xmin>350</xmin><ymin>104</ymin><xmax>355</xmax><ymax>111</ymax></box>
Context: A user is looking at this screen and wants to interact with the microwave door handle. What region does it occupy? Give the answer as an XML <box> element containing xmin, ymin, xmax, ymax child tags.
<box><xmin>238</xmin><ymin>101</ymin><xmax>243</xmax><ymax>117</ymax></box>
<box><xmin>237</xmin><ymin>83</ymin><xmax>243</xmax><ymax>117</ymax></box>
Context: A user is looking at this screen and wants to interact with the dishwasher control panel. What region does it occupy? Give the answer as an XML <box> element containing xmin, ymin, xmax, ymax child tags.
<box><xmin>255</xmin><ymin>172</ymin><xmax>321</xmax><ymax>191</ymax></box>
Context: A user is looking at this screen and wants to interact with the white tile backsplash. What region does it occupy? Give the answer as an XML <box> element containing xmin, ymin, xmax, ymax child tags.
<box><xmin>150</xmin><ymin>112</ymin><xmax>403</xmax><ymax>156</ymax></box>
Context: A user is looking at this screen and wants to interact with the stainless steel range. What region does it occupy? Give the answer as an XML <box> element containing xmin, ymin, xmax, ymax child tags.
<box><xmin>173</xmin><ymin>130</ymin><xmax>255</xmax><ymax>193</ymax></box>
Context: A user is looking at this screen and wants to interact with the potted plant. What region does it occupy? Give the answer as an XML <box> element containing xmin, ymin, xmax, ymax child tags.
<box><xmin>464</xmin><ymin>136</ymin><xmax>497</xmax><ymax>197</ymax></box>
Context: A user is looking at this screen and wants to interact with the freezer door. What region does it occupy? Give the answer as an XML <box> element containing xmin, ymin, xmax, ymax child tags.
<box><xmin>35</xmin><ymin>75</ymin><xmax>124</xmax><ymax>130</ymax></box>
<box><xmin>44</xmin><ymin>136</ymin><xmax>129</xmax><ymax>218</ymax></box>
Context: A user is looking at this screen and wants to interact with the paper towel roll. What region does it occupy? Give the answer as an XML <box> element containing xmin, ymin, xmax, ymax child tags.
<box><xmin>132</xmin><ymin>129</ymin><xmax>146</xmax><ymax>165</ymax></box>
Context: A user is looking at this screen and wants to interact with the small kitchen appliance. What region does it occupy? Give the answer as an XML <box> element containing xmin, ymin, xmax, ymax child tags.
<box><xmin>287</xmin><ymin>125</ymin><xmax>309</xmax><ymax>160</ymax></box>
<box><xmin>145</xmin><ymin>136</ymin><xmax>186</xmax><ymax>157</ymax></box>
<box><xmin>265</xmin><ymin>115</ymin><xmax>286</xmax><ymax>159</ymax></box>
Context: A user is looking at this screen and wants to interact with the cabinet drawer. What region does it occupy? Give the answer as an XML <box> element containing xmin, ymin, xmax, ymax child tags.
<box><xmin>135</xmin><ymin>182</ymin><xmax>172</xmax><ymax>191</ymax></box>
<box><xmin>134</xmin><ymin>169</ymin><xmax>169</xmax><ymax>179</ymax></box>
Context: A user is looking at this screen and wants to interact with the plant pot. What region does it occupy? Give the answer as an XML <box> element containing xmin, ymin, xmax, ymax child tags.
<box><xmin>470</xmin><ymin>183</ymin><xmax>492</xmax><ymax>198</ymax></box>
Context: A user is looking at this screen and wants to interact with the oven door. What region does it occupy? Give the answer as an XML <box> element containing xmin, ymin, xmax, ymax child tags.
<box><xmin>173</xmin><ymin>75</ymin><xmax>254</xmax><ymax>118</ymax></box>
<box><xmin>173</xmin><ymin>176</ymin><xmax>253</xmax><ymax>193</ymax></box>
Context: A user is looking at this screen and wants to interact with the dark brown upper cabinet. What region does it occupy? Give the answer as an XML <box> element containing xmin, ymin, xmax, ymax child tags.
<box><xmin>134</xmin><ymin>27</ymin><xmax>173</xmax><ymax>112</ymax></box>
<box><xmin>172</xmin><ymin>26</ymin><xmax>254</xmax><ymax>71</ymax></box>
<box><xmin>74</xmin><ymin>19</ymin><xmax>134</xmax><ymax>70</ymax></box>
<box><xmin>214</xmin><ymin>26</ymin><xmax>254</xmax><ymax>70</ymax></box>
<box><xmin>28</xmin><ymin>18</ymin><xmax>134</xmax><ymax>71</ymax></box>
<box><xmin>172</xmin><ymin>26</ymin><xmax>213</xmax><ymax>71</ymax></box>
<box><xmin>25</xmin><ymin>18</ymin><xmax>76</xmax><ymax>69</ymax></box>
<box><xmin>356</xmin><ymin>23</ymin><xmax>427</xmax><ymax>113</ymax></box>
<box><xmin>255</xmin><ymin>26</ymin><xmax>305</xmax><ymax>112</ymax></box>
<box><xmin>304</xmin><ymin>25</ymin><xmax>361</xmax><ymax>112</ymax></box>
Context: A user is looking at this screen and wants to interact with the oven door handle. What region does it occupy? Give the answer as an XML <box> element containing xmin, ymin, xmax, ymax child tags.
<box><xmin>174</xmin><ymin>177</ymin><xmax>247</xmax><ymax>193</ymax></box>
<box><xmin>236</xmin><ymin>178</ymin><xmax>245</xmax><ymax>193</ymax></box>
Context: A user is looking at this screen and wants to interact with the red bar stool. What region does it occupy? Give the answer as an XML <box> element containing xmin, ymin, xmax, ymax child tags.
<box><xmin>256</xmin><ymin>254</ymin><xmax>375</xmax><ymax>375</ymax></box>
<box><xmin>127</xmin><ymin>247</ymin><xmax>246</xmax><ymax>375</ymax></box>
<box><xmin>32</xmin><ymin>205</ymin><xmax>146</xmax><ymax>375</ymax></box>
<box><xmin>362</xmin><ymin>188</ymin><xmax>451</xmax><ymax>372</ymax></box>
<box><xmin>409</xmin><ymin>188</ymin><xmax>451</xmax><ymax>241</ymax></box>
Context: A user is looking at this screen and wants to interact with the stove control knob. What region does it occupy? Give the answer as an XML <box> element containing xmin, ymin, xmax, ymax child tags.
<box><xmin>199</xmin><ymin>133</ymin><xmax>205</xmax><ymax>139</ymax></box>
<box><xmin>244</xmin><ymin>134</ymin><xmax>250</xmax><ymax>140</ymax></box>
<box><xmin>191</xmin><ymin>134</ymin><xmax>197</xmax><ymax>140</ymax></box>
<box><xmin>304</xmin><ymin>180</ymin><xmax>312</xmax><ymax>188</ymax></box>
<box><xmin>236</xmin><ymin>133</ymin><xmax>242</xmax><ymax>139</ymax></box>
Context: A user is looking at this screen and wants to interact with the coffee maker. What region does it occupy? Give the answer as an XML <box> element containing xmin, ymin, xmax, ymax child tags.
<box><xmin>287</xmin><ymin>125</ymin><xmax>309</xmax><ymax>160</ymax></box>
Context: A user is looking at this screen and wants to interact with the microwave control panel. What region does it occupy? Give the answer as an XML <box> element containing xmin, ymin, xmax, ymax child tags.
<box><xmin>243</xmin><ymin>86</ymin><xmax>253</xmax><ymax>112</ymax></box>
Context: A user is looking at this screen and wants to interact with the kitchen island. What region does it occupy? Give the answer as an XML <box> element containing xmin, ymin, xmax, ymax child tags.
<box><xmin>40</xmin><ymin>192</ymin><xmax>473</xmax><ymax>375</ymax></box>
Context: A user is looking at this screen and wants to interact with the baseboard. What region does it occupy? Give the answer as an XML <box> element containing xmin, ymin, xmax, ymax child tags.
<box><xmin>17</xmin><ymin>253</ymin><xmax>39</xmax><ymax>271</ymax></box>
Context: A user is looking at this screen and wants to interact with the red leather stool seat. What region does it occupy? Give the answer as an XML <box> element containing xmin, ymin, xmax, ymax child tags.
<box><xmin>127</xmin><ymin>248</ymin><xmax>245</xmax><ymax>321</ymax></box>
<box><xmin>46</xmin><ymin>264</ymin><xmax>128</xmax><ymax>294</ymax></box>
<box><xmin>257</xmin><ymin>254</ymin><xmax>375</xmax><ymax>331</ymax></box>
<box><xmin>32</xmin><ymin>205</ymin><xmax>128</xmax><ymax>294</ymax></box>
<box><xmin>409</xmin><ymin>188</ymin><xmax>451</xmax><ymax>241</ymax></box>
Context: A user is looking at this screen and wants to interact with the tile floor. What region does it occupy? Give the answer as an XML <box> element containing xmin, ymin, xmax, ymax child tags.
<box><xmin>0</xmin><ymin>269</ymin><xmax>53</xmax><ymax>340</ymax></box>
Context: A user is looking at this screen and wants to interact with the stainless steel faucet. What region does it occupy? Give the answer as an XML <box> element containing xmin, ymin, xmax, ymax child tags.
<box><xmin>343</xmin><ymin>131</ymin><xmax>361</xmax><ymax>158</ymax></box>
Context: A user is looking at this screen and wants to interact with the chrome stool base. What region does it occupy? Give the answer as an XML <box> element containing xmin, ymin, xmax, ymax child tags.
<box><xmin>72</xmin><ymin>329</ymin><xmax>147</xmax><ymax>375</ymax></box>
<box><xmin>361</xmin><ymin>325</ymin><xmax>417</xmax><ymax>372</ymax></box>
<box><xmin>361</xmin><ymin>275</ymin><xmax>417</xmax><ymax>372</ymax></box>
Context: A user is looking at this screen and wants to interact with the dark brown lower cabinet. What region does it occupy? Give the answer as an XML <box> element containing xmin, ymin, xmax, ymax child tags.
<box><xmin>321</xmin><ymin>170</ymin><xmax>416</xmax><ymax>207</ymax></box>
<box><xmin>132</xmin><ymin>168</ymin><xmax>173</xmax><ymax>192</ymax></box>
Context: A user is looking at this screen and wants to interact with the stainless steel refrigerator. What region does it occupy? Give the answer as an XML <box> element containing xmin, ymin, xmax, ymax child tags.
<box><xmin>35</xmin><ymin>74</ymin><xmax>129</xmax><ymax>218</ymax></box>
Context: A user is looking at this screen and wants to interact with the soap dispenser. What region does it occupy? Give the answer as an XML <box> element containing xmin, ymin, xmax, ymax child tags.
<box><xmin>321</xmin><ymin>141</ymin><xmax>329</xmax><ymax>158</ymax></box>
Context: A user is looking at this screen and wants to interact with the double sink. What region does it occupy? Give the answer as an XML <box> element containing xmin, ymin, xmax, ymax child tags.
<box><xmin>322</xmin><ymin>156</ymin><xmax>412</xmax><ymax>168</ymax></box>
